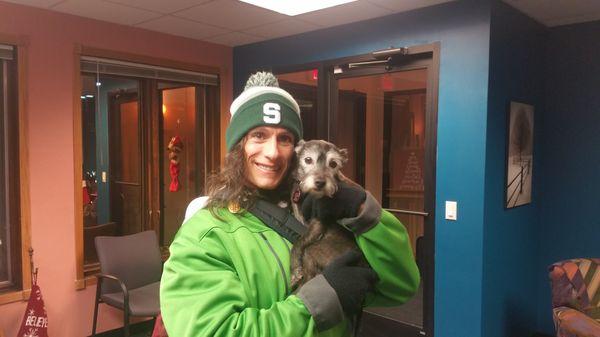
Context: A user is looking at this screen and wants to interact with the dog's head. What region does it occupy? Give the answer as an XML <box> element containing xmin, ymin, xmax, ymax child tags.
<box><xmin>294</xmin><ymin>139</ymin><xmax>348</xmax><ymax>198</ymax></box>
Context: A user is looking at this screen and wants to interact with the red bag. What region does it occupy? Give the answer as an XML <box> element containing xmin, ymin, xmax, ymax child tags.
<box><xmin>151</xmin><ymin>314</ymin><xmax>169</xmax><ymax>337</ymax></box>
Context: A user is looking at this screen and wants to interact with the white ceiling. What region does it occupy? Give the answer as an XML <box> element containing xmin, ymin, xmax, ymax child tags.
<box><xmin>0</xmin><ymin>0</ymin><xmax>454</xmax><ymax>46</ymax></box>
<box><xmin>2</xmin><ymin>0</ymin><xmax>600</xmax><ymax>47</ymax></box>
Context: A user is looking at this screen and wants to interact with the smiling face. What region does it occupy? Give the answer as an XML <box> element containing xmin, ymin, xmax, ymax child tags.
<box><xmin>243</xmin><ymin>126</ymin><xmax>295</xmax><ymax>190</ymax></box>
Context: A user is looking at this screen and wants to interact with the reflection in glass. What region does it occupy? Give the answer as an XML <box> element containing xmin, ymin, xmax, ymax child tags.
<box><xmin>276</xmin><ymin>70</ymin><xmax>319</xmax><ymax>141</ymax></box>
<box><xmin>81</xmin><ymin>74</ymin><xmax>140</xmax><ymax>265</ymax></box>
<box><xmin>334</xmin><ymin>69</ymin><xmax>427</xmax><ymax>328</ymax></box>
<box><xmin>161</xmin><ymin>85</ymin><xmax>197</xmax><ymax>247</ymax></box>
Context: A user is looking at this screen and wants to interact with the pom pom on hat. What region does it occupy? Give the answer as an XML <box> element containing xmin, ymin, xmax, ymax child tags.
<box><xmin>244</xmin><ymin>71</ymin><xmax>280</xmax><ymax>90</ymax></box>
<box><xmin>226</xmin><ymin>72</ymin><xmax>303</xmax><ymax>151</ymax></box>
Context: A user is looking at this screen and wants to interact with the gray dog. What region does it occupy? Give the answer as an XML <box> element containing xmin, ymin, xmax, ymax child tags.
<box><xmin>290</xmin><ymin>139</ymin><xmax>366</xmax><ymax>290</ymax></box>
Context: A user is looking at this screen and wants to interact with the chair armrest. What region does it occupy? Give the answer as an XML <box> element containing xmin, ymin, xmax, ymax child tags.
<box><xmin>95</xmin><ymin>273</ymin><xmax>130</xmax><ymax>304</ymax></box>
<box><xmin>553</xmin><ymin>306</ymin><xmax>600</xmax><ymax>337</ymax></box>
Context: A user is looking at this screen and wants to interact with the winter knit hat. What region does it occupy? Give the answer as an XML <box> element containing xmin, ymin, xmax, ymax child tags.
<box><xmin>225</xmin><ymin>72</ymin><xmax>303</xmax><ymax>151</ymax></box>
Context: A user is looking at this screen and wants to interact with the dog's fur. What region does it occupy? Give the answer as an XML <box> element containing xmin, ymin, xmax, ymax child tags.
<box><xmin>290</xmin><ymin>139</ymin><xmax>366</xmax><ymax>290</ymax></box>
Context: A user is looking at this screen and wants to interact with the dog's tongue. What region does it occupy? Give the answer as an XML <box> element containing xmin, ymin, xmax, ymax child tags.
<box><xmin>292</xmin><ymin>187</ymin><xmax>302</xmax><ymax>203</ymax></box>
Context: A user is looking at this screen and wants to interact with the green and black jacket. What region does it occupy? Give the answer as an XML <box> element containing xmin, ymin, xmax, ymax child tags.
<box><xmin>160</xmin><ymin>194</ymin><xmax>420</xmax><ymax>337</ymax></box>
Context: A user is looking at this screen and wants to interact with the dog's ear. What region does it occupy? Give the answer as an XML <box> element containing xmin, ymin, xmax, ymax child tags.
<box><xmin>294</xmin><ymin>139</ymin><xmax>305</xmax><ymax>155</ymax></box>
<box><xmin>338</xmin><ymin>148</ymin><xmax>348</xmax><ymax>163</ymax></box>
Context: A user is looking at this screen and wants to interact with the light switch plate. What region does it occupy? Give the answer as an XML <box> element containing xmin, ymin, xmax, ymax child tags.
<box><xmin>445</xmin><ymin>201</ymin><xmax>457</xmax><ymax>220</ymax></box>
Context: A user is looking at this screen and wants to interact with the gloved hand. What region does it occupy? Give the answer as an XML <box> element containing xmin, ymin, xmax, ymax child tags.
<box><xmin>301</xmin><ymin>180</ymin><xmax>366</xmax><ymax>223</ymax></box>
<box><xmin>322</xmin><ymin>251</ymin><xmax>378</xmax><ymax>317</ymax></box>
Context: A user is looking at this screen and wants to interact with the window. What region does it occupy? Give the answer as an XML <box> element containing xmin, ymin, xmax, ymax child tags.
<box><xmin>77</xmin><ymin>53</ymin><xmax>221</xmax><ymax>280</ymax></box>
<box><xmin>0</xmin><ymin>43</ymin><xmax>22</xmax><ymax>294</ymax></box>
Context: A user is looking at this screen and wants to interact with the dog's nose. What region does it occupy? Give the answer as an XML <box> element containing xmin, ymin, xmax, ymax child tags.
<box><xmin>315</xmin><ymin>180</ymin><xmax>326</xmax><ymax>189</ymax></box>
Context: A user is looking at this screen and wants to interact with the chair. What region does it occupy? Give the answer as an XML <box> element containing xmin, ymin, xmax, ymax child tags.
<box><xmin>548</xmin><ymin>258</ymin><xmax>600</xmax><ymax>337</ymax></box>
<box><xmin>84</xmin><ymin>222</ymin><xmax>117</xmax><ymax>263</ymax></box>
<box><xmin>92</xmin><ymin>231</ymin><xmax>162</xmax><ymax>337</ymax></box>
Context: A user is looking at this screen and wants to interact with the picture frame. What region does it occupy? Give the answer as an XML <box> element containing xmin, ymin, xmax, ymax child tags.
<box><xmin>505</xmin><ymin>101</ymin><xmax>534</xmax><ymax>209</ymax></box>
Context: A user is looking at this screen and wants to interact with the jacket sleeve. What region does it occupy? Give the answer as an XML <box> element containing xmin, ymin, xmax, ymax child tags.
<box><xmin>339</xmin><ymin>193</ymin><xmax>420</xmax><ymax>307</ymax></box>
<box><xmin>160</xmin><ymin>220</ymin><xmax>318</xmax><ymax>337</ymax></box>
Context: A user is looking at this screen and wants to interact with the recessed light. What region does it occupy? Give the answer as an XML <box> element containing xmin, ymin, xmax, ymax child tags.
<box><xmin>239</xmin><ymin>0</ymin><xmax>357</xmax><ymax>16</ymax></box>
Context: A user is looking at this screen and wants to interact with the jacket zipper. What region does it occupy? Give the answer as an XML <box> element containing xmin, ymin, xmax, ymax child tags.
<box><xmin>259</xmin><ymin>232</ymin><xmax>290</xmax><ymax>295</ymax></box>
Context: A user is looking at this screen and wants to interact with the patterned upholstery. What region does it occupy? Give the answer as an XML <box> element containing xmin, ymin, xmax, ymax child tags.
<box><xmin>549</xmin><ymin>258</ymin><xmax>600</xmax><ymax>337</ymax></box>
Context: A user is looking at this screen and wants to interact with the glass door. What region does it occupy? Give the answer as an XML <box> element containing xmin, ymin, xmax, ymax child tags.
<box><xmin>158</xmin><ymin>83</ymin><xmax>202</xmax><ymax>247</ymax></box>
<box><xmin>81</xmin><ymin>71</ymin><xmax>220</xmax><ymax>273</ymax></box>
<box><xmin>274</xmin><ymin>46</ymin><xmax>438</xmax><ymax>336</ymax></box>
<box><xmin>108</xmin><ymin>84</ymin><xmax>143</xmax><ymax>236</ymax></box>
<box><xmin>332</xmin><ymin>67</ymin><xmax>435</xmax><ymax>337</ymax></box>
<box><xmin>276</xmin><ymin>69</ymin><xmax>320</xmax><ymax>141</ymax></box>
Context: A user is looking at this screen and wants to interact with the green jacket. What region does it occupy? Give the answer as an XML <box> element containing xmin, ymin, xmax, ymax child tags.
<box><xmin>160</xmin><ymin>194</ymin><xmax>419</xmax><ymax>337</ymax></box>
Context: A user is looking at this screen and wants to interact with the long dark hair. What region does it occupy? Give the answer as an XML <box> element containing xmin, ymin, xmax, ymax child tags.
<box><xmin>205</xmin><ymin>138</ymin><xmax>296</xmax><ymax>218</ymax></box>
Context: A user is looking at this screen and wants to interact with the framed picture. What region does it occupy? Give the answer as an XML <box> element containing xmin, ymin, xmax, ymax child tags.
<box><xmin>505</xmin><ymin>101</ymin><xmax>534</xmax><ymax>208</ymax></box>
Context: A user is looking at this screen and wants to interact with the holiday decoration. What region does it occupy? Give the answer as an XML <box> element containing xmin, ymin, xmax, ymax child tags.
<box><xmin>17</xmin><ymin>249</ymin><xmax>49</xmax><ymax>337</ymax></box>
<box><xmin>167</xmin><ymin>136</ymin><xmax>183</xmax><ymax>192</ymax></box>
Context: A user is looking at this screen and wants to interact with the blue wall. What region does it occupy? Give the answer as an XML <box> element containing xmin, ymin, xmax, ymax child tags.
<box><xmin>482</xmin><ymin>2</ymin><xmax>545</xmax><ymax>337</ymax></box>
<box><xmin>234</xmin><ymin>1</ymin><xmax>492</xmax><ymax>336</ymax></box>
<box><xmin>536</xmin><ymin>20</ymin><xmax>600</xmax><ymax>333</ymax></box>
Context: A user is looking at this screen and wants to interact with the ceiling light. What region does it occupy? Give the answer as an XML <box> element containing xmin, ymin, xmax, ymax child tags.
<box><xmin>239</xmin><ymin>0</ymin><xmax>357</xmax><ymax>16</ymax></box>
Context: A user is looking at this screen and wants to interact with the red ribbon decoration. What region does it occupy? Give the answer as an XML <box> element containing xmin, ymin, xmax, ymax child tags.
<box><xmin>167</xmin><ymin>136</ymin><xmax>183</xmax><ymax>192</ymax></box>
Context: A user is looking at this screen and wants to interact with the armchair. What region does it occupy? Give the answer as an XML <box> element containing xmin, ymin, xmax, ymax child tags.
<box><xmin>548</xmin><ymin>258</ymin><xmax>600</xmax><ymax>337</ymax></box>
<box><xmin>92</xmin><ymin>231</ymin><xmax>162</xmax><ymax>337</ymax></box>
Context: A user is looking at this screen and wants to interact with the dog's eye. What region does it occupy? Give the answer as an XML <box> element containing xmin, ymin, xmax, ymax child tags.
<box><xmin>329</xmin><ymin>161</ymin><xmax>338</xmax><ymax>169</ymax></box>
<box><xmin>304</xmin><ymin>157</ymin><xmax>313</xmax><ymax>165</ymax></box>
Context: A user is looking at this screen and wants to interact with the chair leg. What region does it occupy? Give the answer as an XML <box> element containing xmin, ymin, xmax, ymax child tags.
<box><xmin>147</xmin><ymin>317</ymin><xmax>157</xmax><ymax>337</ymax></box>
<box><xmin>91</xmin><ymin>299</ymin><xmax>99</xmax><ymax>337</ymax></box>
<box><xmin>124</xmin><ymin>308</ymin><xmax>130</xmax><ymax>337</ymax></box>
<box><xmin>91</xmin><ymin>283</ymin><xmax>101</xmax><ymax>337</ymax></box>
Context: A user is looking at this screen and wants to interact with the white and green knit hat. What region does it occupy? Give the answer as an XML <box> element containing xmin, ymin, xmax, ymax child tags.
<box><xmin>226</xmin><ymin>72</ymin><xmax>302</xmax><ymax>151</ymax></box>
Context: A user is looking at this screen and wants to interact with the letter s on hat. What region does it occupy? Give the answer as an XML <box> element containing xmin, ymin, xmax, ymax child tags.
<box><xmin>263</xmin><ymin>102</ymin><xmax>281</xmax><ymax>124</ymax></box>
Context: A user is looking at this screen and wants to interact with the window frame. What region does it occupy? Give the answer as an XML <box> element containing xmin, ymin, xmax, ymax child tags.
<box><xmin>73</xmin><ymin>45</ymin><xmax>222</xmax><ymax>289</ymax></box>
<box><xmin>0</xmin><ymin>34</ymin><xmax>33</xmax><ymax>305</ymax></box>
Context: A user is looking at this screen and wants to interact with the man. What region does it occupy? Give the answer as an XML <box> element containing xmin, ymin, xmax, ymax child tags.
<box><xmin>159</xmin><ymin>72</ymin><xmax>419</xmax><ymax>337</ymax></box>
